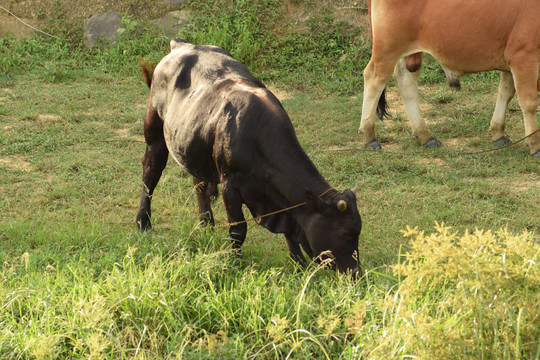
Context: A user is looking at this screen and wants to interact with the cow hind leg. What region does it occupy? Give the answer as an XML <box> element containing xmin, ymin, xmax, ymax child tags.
<box><xmin>510</xmin><ymin>63</ymin><xmax>540</xmax><ymax>156</ymax></box>
<box><xmin>136</xmin><ymin>109</ymin><xmax>169</xmax><ymax>231</ymax></box>
<box><xmin>394</xmin><ymin>58</ymin><xmax>440</xmax><ymax>147</ymax></box>
<box><xmin>193</xmin><ymin>177</ymin><xmax>217</xmax><ymax>227</ymax></box>
<box><xmin>359</xmin><ymin>59</ymin><xmax>395</xmax><ymax>149</ymax></box>
<box><xmin>221</xmin><ymin>181</ymin><xmax>247</xmax><ymax>251</ymax></box>
<box><xmin>489</xmin><ymin>71</ymin><xmax>515</xmax><ymax>147</ymax></box>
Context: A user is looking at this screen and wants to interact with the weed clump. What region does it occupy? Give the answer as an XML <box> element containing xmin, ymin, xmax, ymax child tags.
<box><xmin>370</xmin><ymin>223</ymin><xmax>539</xmax><ymax>359</ymax></box>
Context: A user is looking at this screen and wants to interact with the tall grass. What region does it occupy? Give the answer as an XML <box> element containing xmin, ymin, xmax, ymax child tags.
<box><xmin>371</xmin><ymin>224</ymin><xmax>540</xmax><ymax>359</ymax></box>
<box><xmin>1</xmin><ymin>223</ymin><xmax>537</xmax><ymax>358</ymax></box>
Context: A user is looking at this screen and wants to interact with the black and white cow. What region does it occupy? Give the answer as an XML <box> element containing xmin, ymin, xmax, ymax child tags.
<box><xmin>135</xmin><ymin>39</ymin><xmax>362</xmax><ymax>274</ymax></box>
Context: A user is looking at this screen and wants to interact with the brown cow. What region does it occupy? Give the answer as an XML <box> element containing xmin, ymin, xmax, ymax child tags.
<box><xmin>360</xmin><ymin>0</ymin><xmax>540</xmax><ymax>156</ymax></box>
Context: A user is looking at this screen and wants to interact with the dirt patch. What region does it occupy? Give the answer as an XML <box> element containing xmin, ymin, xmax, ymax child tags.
<box><xmin>415</xmin><ymin>157</ymin><xmax>447</xmax><ymax>168</ymax></box>
<box><xmin>3</xmin><ymin>0</ymin><xmax>169</xmax><ymax>22</ymax></box>
<box><xmin>481</xmin><ymin>176</ymin><xmax>540</xmax><ymax>192</ymax></box>
<box><xmin>0</xmin><ymin>155</ymin><xmax>33</xmax><ymax>172</ymax></box>
<box><xmin>114</xmin><ymin>128</ymin><xmax>139</xmax><ymax>139</ymax></box>
<box><xmin>112</xmin><ymin>128</ymin><xmax>144</xmax><ymax>143</ymax></box>
<box><xmin>0</xmin><ymin>11</ymin><xmax>45</xmax><ymax>39</ymax></box>
<box><xmin>327</xmin><ymin>141</ymin><xmax>363</xmax><ymax>152</ymax></box>
<box><xmin>37</xmin><ymin>114</ymin><xmax>62</xmax><ymax>122</ymax></box>
<box><xmin>267</xmin><ymin>85</ymin><xmax>295</xmax><ymax>102</ymax></box>
<box><xmin>284</xmin><ymin>0</ymin><xmax>368</xmax><ymax>29</ymax></box>
<box><xmin>509</xmin><ymin>179</ymin><xmax>539</xmax><ymax>192</ymax></box>
<box><xmin>384</xmin><ymin>87</ymin><xmax>404</xmax><ymax>114</ymax></box>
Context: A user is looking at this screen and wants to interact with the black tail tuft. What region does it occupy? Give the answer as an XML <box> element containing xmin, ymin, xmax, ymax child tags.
<box><xmin>376</xmin><ymin>88</ymin><xmax>390</xmax><ymax>120</ymax></box>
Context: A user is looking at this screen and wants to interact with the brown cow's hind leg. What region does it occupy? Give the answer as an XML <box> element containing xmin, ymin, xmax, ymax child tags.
<box><xmin>394</xmin><ymin>58</ymin><xmax>440</xmax><ymax>147</ymax></box>
<box><xmin>359</xmin><ymin>59</ymin><xmax>394</xmax><ymax>149</ymax></box>
<box><xmin>510</xmin><ymin>63</ymin><xmax>540</xmax><ymax>156</ymax></box>
<box><xmin>489</xmin><ymin>71</ymin><xmax>515</xmax><ymax>147</ymax></box>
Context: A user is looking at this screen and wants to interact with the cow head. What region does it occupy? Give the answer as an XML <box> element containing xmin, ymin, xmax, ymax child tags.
<box><xmin>303</xmin><ymin>188</ymin><xmax>362</xmax><ymax>275</ymax></box>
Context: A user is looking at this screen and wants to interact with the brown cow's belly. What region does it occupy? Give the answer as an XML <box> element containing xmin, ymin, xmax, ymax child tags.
<box><xmin>372</xmin><ymin>0</ymin><xmax>531</xmax><ymax>74</ymax></box>
<box><xmin>422</xmin><ymin>48</ymin><xmax>510</xmax><ymax>73</ymax></box>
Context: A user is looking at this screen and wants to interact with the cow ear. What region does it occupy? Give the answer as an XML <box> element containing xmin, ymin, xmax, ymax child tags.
<box><xmin>305</xmin><ymin>189</ymin><xmax>325</xmax><ymax>212</ymax></box>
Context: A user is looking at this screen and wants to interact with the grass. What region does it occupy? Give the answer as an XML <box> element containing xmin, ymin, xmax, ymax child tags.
<box><xmin>1</xmin><ymin>0</ymin><xmax>539</xmax><ymax>358</ymax></box>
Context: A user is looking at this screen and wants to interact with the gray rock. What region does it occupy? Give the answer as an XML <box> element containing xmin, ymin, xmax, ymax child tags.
<box><xmin>151</xmin><ymin>10</ymin><xmax>190</xmax><ymax>37</ymax></box>
<box><xmin>84</xmin><ymin>11</ymin><xmax>125</xmax><ymax>47</ymax></box>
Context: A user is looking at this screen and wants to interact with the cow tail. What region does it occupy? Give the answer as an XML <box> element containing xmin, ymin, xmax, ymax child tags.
<box><xmin>376</xmin><ymin>88</ymin><xmax>390</xmax><ymax>120</ymax></box>
<box><xmin>139</xmin><ymin>58</ymin><xmax>155</xmax><ymax>88</ymax></box>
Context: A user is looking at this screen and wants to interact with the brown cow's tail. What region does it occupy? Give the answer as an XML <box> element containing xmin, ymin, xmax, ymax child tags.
<box><xmin>376</xmin><ymin>88</ymin><xmax>390</xmax><ymax>120</ymax></box>
<box><xmin>139</xmin><ymin>58</ymin><xmax>155</xmax><ymax>88</ymax></box>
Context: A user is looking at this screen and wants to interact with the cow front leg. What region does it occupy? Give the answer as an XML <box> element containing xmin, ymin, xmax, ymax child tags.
<box><xmin>193</xmin><ymin>177</ymin><xmax>217</xmax><ymax>227</ymax></box>
<box><xmin>393</xmin><ymin>58</ymin><xmax>440</xmax><ymax>147</ymax></box>
<box><xmin>489</xmin><ymin>71</ymin><xmax>515</xmax><ymax>147</ymax></box>
<box><xmin>136</xmin><ymin>108</ymin><xmax>169</xmax><ymax>231</ymax></box>
<box><xmin>284</xmin><ymin>229</ymin><xmax>307</xmax><ymax>266</ymax></box>
<box><xmin>221</xmin><ymin>181</ymin><xmax>247</xmax><ymax>251</ymax></box>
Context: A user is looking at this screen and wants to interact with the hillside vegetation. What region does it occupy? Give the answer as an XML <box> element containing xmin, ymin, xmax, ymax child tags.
<box><xmin>1</xmin><ymin>0</ymin><xmax>538</xmax><ymax>358</ymax></box>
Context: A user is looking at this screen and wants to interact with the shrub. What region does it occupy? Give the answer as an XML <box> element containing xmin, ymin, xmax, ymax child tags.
<box><xmin>368</xmin><ymin>223</ymin><xmax>540</xmax><ymax>359</ymax></box>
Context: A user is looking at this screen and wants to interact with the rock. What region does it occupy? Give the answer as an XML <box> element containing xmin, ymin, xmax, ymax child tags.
<box><xmin>84</xmin><ymin>11</ymin><xmax>125</xmax><ymax>47</ymax></box>
<box><xmin>151</xmin><ymin>10</ymin><xmax>190</xmax><ymax>37</ymax></box>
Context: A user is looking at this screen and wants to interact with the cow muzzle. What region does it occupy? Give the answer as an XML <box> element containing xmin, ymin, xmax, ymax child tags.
<box><xmin>315</xmin><ymin>251</ymin><xmax>360</xmax><ymax>276</ymax></box>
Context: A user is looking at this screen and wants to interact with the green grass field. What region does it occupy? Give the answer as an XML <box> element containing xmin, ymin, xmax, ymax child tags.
<box><xmin>1</xmin><ymin>1</ymin><xmax>539</xmax><ymax>358</ymax></box>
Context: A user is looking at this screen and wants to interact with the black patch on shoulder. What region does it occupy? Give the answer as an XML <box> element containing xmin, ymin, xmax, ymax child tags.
<box><xmin>174</xmin><ymin>54</ymin><xmax>199</xmax><ymax>90</ymax></box>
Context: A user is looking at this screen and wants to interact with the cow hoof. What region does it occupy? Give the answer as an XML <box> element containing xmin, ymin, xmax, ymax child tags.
<box><xmin>136</xmin><ymin>215</ymin><xmax>152</xmax><ymax>231</ymax></box>
<box><xmin>533</xmin><ymin>150</ymin><xmax>540</xmax><ymax>158</ymax></box>
<box><xmin>424</xmin><ymin>138</ymin><xmax>442</xmax><ymax>148</ymax></box>
<box><xmin>198</xmin><ymin>214</ymin><xmax>215</xmax><ymax>228</ymax></box>
<box><xmin>365</xmin><ymin>140</ymin><xmax>382</xmax><ymax>150</ymax></box>
<box><xmin>493</xmin><ymin>136</ymin><xmax>511</xmax><ymax>147</ymax></box>
<box><xmin>232</xmin><ymin>248</ymin><xmax>243</xmax><ymax>258</ymax></box>
<box><xmin>137</xmin><ymin>222</ymin><xmax>152</xmax><ymax>232</ymax></box>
